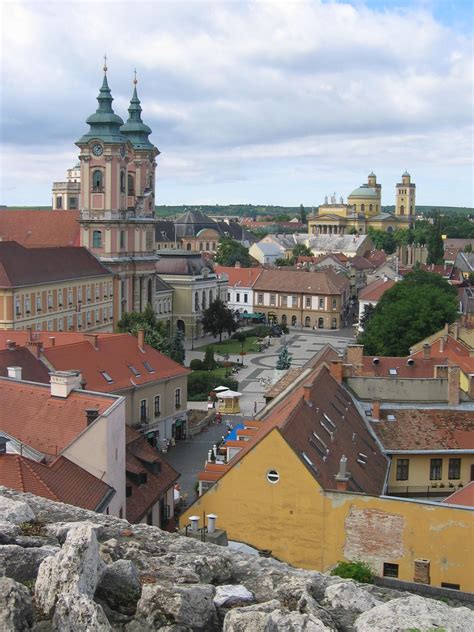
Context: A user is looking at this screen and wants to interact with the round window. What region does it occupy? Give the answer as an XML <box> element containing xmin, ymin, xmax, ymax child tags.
<box><xmin>266</xmin><ymin>469</ymin><xmax>280</xmax><ymax>484</ymax></box>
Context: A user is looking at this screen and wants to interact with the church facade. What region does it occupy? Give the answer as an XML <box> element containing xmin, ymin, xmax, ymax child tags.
<box><xmin>75</xmin><ymin>63</ymin><xmax>160</xmax><ymax>323</ymax></box>
<box><xmin>308</xmin><ymin>172</ymin><xmax>415</xmax><ymax>236</ymax></box>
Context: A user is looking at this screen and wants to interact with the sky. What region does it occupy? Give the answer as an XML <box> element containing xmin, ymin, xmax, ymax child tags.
<box><xmin>0</xmin><ymin>0</ymin><xmax>473</xmax><ymax>208</ymax></box>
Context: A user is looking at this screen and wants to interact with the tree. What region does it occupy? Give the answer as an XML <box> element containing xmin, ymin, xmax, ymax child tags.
<box><xmin>203</xmin><ymin>346</ymin><xmax>217</xmax><ymax>370</ymax></box>
<box><xmin>117</xmin><ymin>305</ymin><xmax>171</xmax><ymax>355</ymax></box>
<box><xmin>299</xmin><ymin>204</ymin><xmax>307</xmax><ymax>224</ymax></box>
<box><xmin>367</xmin><ymin>228</ymin><xmax>396</xmax><ymax>254</ymax></box>
<box><xmin>170</xmin><ymin>330</ymin><xmax>185</xmax><ymax>365</ymax></box>
<box><xmin>358</xmin><ymin>270</ymin><xmax>458</xmax><ymax>356</ymax></box>
<box><xmin>359</xmin><ymin>303</ymin><xmax>376</xmax><ymax>331</ymax></box>
<box><xmin>292</xmin><ymin>243</ymin><xmax>313</xmax><ymax>259</ymax></box>
<box><xmin>427</xmin><ymin>212</ymin><xmax>444</xmax><ymax>265</ymax></box>
<box><xmin>215</xmin><ymin>236</ymin><xmax>252</xmax><ymax>267</ymax></box>
<box><xmin>201</xmin><ymin>298</ymin><xmax>238</xmax><ymax>342</ymax></box>
<box><xmin>276</xmin><ymin>345</ymin><xmax>292</xmax><ymax>370</ymax></box>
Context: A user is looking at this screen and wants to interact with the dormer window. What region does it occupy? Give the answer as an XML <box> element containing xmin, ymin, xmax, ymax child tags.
<box><xmin>101</xmin><ymin>371</ymin><xmax>113</xmax><ymax>383</ymax></box>
<box><xmin>129</xmin><ymin>365</ymin><xmax>141</xmax><ymax>377</ymax></box>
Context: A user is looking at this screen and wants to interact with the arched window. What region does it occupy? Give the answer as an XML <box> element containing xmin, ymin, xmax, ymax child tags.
<box><xmin>400</xmin><ymin>205</ymin><xmax>405</xmax><ymax>215</ymax></box>
<box><xmin>92</xmin><ymin>230</ymin><xmax>102</xmax><ymax>248</ymax></box>
<box><xmin>318</xmin><ymin>317</ymin><xmax>324</xmax><ymax>329</ymax></box>
<box><xmin>361</xmin><ymin>203</ymin><xmax>365</xmax><ymax>213</ymax></box>
<box><xmin>186</xmin><ymin>243</ymin><xmax>192</xmax><ymax>251</ymax></box>
<box><xmin>369</xmin><ymin>204</ymin><xmax>373</xmax><ymax>212</ymax></box>
<box><xmin>291</xmin><ymin>315</ymin><xmax>297</xmax><ymax>326</ymax></box>
<box><xmin>120</xmin><ymin>171</ymin><xmax>126</xmax><ymax>193</ymax></box>
<box><xmin>92</xmin><ymin>170</ymin><xmax>103</xmax><ymax>192</ymax></box>
<box><xmin>195</xmin><ymin>292</ymin><xmax>199</xmax><ymax>311</ymax></box>
<box><xmin>305</xmin><ymin>316</ymin><xmax>311</xmax><ymax>327</ymax></box>
<box><xmin>127</xmin><ymin>174</ymin><xmax>134</xmax><ymax>194</ymax></box>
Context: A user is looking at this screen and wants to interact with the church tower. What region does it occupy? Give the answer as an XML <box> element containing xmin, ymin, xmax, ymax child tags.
<box><xmin>76</xmin><ymin>61</ymin><xmax>160</xmax><ymax>322</ymax></box>
<box><xmin>395</xmin><ymin>171</ymin><xmax>416</xmax><ymax>225</ymax></box>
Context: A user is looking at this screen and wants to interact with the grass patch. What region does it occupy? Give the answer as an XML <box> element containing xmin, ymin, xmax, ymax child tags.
<box><xmin>196</xmin><ymin>336</ymin><xmax>261</xmax><ymax>354</ymax></box>
<box><xmin>19</xmin><ymin>521</ymin><xmax>46</xmax><ymax>536</ymax></box>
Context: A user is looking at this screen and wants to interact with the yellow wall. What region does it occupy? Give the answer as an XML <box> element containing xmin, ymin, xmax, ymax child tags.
<box><xmin>181</xmin><ymin>428</ymin><xmax>474</xmax><ymax>591</ymax></box>
<box><xmin>388</xmin><ymin>454</ymin><xmax>474</xmax><ymax>491</ymax></box>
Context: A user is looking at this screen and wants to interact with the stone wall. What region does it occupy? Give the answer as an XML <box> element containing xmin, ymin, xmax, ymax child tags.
<box><xmin>0</xmin><ymin>487</ymin><xmax>472</xmax><ymax>631</ymax></box>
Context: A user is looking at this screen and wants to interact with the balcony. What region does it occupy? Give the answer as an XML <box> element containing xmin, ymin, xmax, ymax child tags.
<box><xmin>386</xmin><ymin>483</ymin><xmax>463</xmax><ymax>499</ymax></box>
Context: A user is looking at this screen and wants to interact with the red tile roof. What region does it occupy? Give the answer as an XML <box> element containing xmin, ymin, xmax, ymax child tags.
<box><xmin>0</xmin><ymin>347</ymin><xmax>51</xmax><ymax>383</ymax></box>
<box><xmin>214</xmin><ymin>265</ymin><xmax>263</xmax><ymax>287</ymax></box>
<box><xmin>442</xmin><ymin>481</ymin><xmax>474</xmax><ymax>507</ymax></box>
<box><xmin>0</xmin><ymin>454</ymin><xmax>113</xmax><ymax>511</ymax></box>
<box><xmin>0</xmin><ymin>241</ymin><xmax>111</xmax><ymax>288</ymax></box>
<box><xmin>125</xmin><ymin>427</ymin><xmax>179</xmax><ymax>523</ymax></box>
<box><xmin>0</xmin><ymin>210</ymin><xmax>80</xmax><ymax>248</ymax></box>
<box><xmin>0</xmin><ymin>331</ymin><xmax>117</xmax><ymax>350</ymax></box>
<box><xmin>43</xmin><ymin>333</ymin><xmax>189</xmax><ymax>393</ymax></box>
<box><xmin>365</xmin><ymin>250</ymin><xmax>387</xmax><ymax>267</ymax></box>
<box><xmin>359</xmin><ymin>356</ymin><xmax>450</xmax><ymax>378</ymax></box>
<box><xmin>371</xmin><ymin>407</ymin><xmax>474</xmax><ymax>451</ymax></box>
<box><xmin>358</xmin><ymin>278</ymin><xmax>396</xmax><ymax>301</ymax></box>
<box><xmin>253</xmin><ymin>268</ymin><xmax>350</xmax><ymax>294</ymax></box>
<box><xmin>411</xmin><ymin>336</ymin><xmax>474</xmax><ymax>376</ymax></box>
<box><xmin>0</xmin><ymin>378</ymin><xmax>115</xmax><ymax>457</ymax></box>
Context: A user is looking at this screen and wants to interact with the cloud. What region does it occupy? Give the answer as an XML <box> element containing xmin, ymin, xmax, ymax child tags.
<box><xmin>0</xmin><ymin>0</ymin><xmax>472</xmax><ymax>206</ymax></box>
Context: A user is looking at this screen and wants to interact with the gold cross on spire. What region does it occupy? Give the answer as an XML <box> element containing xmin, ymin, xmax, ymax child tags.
<box><xmin>133</xmin><ymin>68</ymin><xmax>137</xmax><ymax>85</ymax></box>
<box><xmin>103</xmin><ymin>54</ymin><xmax>108</xmax><ymax>73</ymax></box>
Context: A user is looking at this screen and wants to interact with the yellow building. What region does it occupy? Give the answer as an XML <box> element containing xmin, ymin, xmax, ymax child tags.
<box><xmin>308</xmin><ymin>172</ymin><xmax>415</xmax><ymax>236</ymax></box>
<box><xmin>0</xmin><ymin>241</ymin><xmax>114</xmax><ymax>332</ymax></box>
<box><xmin>181</xmin><ymin>363</ymin><xmax>474</xmax><ymax>592</ymax></box>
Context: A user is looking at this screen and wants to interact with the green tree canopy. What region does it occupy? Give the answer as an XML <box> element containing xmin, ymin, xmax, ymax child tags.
<box><xmin>358</xmin><ymin>269</ymin><xmax>458</xmax><ymax>356</ymax></box>
<box><xmin>292</xmin><ymin>243</ymin><xmax>313</xmax><ymax>258</ymax></box>
<box><xmin>427</xmin><ymin>212</ymin><xmax>444</xmax><ymax>265</ymax></box>
<box><xmin>201</xmin><ymin>298</ymin><xmax>238</xmax><ymax>342</ymax></box>
<box><xmin>299</xmin><ymin>204</ymin><xmax>307</xmax><ymax>224</ymax></box>
<box><xmin>117</xmin><ymin>305</ymin><xmax>171</xmax><ymax>356</ymax></box>
<box><xmin>170</xmin><ymin>330</ymin><xmax>185</xmax><ymax>365</ymax></box>
<box><xmin>214</xmin><ymin>236</ymin><xmax>252</xmax><ymax>267</ymax></box>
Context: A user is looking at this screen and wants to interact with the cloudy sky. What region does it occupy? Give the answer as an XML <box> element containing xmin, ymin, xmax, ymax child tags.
<box><xmin>1</xmin><ymin>0</ymin><xmax>472</xmax><ymax>208</ymax></box>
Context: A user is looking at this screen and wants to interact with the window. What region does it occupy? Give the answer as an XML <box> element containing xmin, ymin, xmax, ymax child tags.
<box><xmin>396</xmin><ymin>459</ymin><xmax>409</xmax><ymax>481</ymax></box>
<box><xmin>430</xmin><ymin>458</ymin><xmax>442</xmax><ymax>481</ymax></box>
<box><xmin>258</xmin><ymin>293</ymin><xmax>263</xmax><ymax>304</ymax></box>
<box><xmin>441</xmin><ymin>582</ymin><xmax>460</xmax><ymax>590</ymax></box>
<box><xmin>199</xmin><ymin>242</ymin><xmax>203</xmax><ymax>250</ymax></box>
<box><xmin>109</xmin><ymin>305</ymin><xmax>113</xmax><ymax>319</ymax></box>
<box><xmin>319</xmin><ymin>298</ymin><xmax>324</xmax><ymax>309</ymax></box>
<box><xmin>68</xmin><ymin>315</ymin><xmax>73</xmax><ymax>330</ymax></box>
<box><xmin>47</xmin><ymin>320</ymin><xmax>53</xmax><ymax>331</ymax></box>
<box><xmin>120</xmin><ymin>230</ymin><xmax>125</xmax><ymax>249</ymax></box>
<box><xmin>92</xmin><ymin>170</ymin><xmax>103</xmax><ymax>192</ymax></box>
<box><xmin>195</xmin><ymin>292</ymin><xmax>199</xmax><ymax>311</ymax></box>
<box><xmin>266</xmin><ymin>469</ymin><xmax>280</xmax><ymax>484</ymax></box>
<box><xmin>100</xmin><ymin>370</ymin><xmax>113</xmax><ymax>383</ymax></box>
<box><xmin>202</xmin><ymin>292</ymin><xmax>206</xmax><ymax>310</ymax></box>
<box><xmin>282</xmin><ymin>295</ymin><xmax>288</xmax><ymax>307</ymax></box>
<box><xmin>25</xmin><ymin>297</ymin><xmax>31</xmax><ymax>313</ymax></box>
<box><xmin>77</xmin><ymin>287</ymin><xmax>82</xmax><ymax>303</ymax></box>
<box><xmin>236</xmin><ymin>292</ymin><xmax>240</xmax><ymax>303</ymax></box>
<box><xmin>448</xmin><ymin>458</ymin><xmax>461</xmax><ymax>480</ymax></box>
<box><xmin>129</xmin><ymin>364</ymin><xmax>141</xmax><ymax>377</ymax></box>
<box><xmin>95</xmin><ymin>308</ymin><xmax>99</xmax><ymax>322</ymax></box>
<box><xmin>47</xmin><ymin>293</ymin><xmax>52</xmax><ymax>309</ymax></box>
<box><xmin>127</xmin><ymin>173</ymin><xmax>134</xmax><ymax>194</ymax></box>
<box><xmin>15</xmin><ymin>298</ymin><xmax>21</xmax><ymax>316</ymax></box>
<box><xmin>69</xmin><ymin>196</ymin><xmax>78</xmax><ymax>209</ymax></box>
<box><xmin>244</xmin><ymin>293</ymin><xmax>248</xmax><ymax>303</ymax></box>
<box><xmin>36</xmin><ymin>295</ymin><xmax>42</xmax><ymax>312</ymax></box>
<box><xmin>175</xmin><ymin>388</ymin><xmax>181</xmax><ymax>409</ymax></box>
<box><xmin>87</xmin><ymin>286</ymin><xmax>91</xmax><ymax>302</ymax></box>
<box><xmin>383</xmin><ymin>563</ymin><xmax>399</xmax><ymax>578</ymax></box>
<box><xmin>227</xmin><ymin>292</ymin><xmax>231</xmax><ymax>302</ymax></box>
<box><xmin>57</xmin><ymin>290</ymin><xmax>62</xmax><ymax>307</ymax></box>
<box><xmin>92</xmin><ymin>230</ymin><xmax>102</xmax><ymax>248</ymax></box>
<box><xmin>95</xmin><ymin>284</ymin><xmax>100</xmax><ymax>300</ymax></box>
<box><xmin>292</xmin><ymin>295</ymin><xmax>297</xmax><ymax>307</ymax></box>
<box><xmin>120</xmin><ymin>170</ymin><xmax>126</xmax><ymax>193</ymax></box>
<box><xmin>154</xmin><ymin>395</ymin><xmax>161</xmax><ymax>417</ymax></box>
<box><xmin>140</xmin><ymin>399</ymin><xmax>148</xmax><ymax>422</ymax></box>
<box><xmin>332</xmin><ymin>298</ymin><xmax>337</xmax><ymax>310</ymax></box>
<box><xmin>56</xmin><ymin>196</ymin><xmax>62</xmax><ymax>209</ymax></box>
<box><xmin>306</xmin><ymin>297</ymin><xmax>311</xmax><ymax>308</ymax></box>
<box><xmin>270</xmin><ymin>294</ymin><xmax>276</xmax><ymax>306</ymax></box>
<box><xmin>331</xmin><ymin>317</ymin><xmax>337</xmax><ymax>329</ymax></box>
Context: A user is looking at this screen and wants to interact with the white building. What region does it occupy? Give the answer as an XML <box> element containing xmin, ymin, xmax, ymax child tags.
<box><xmin>214</xmin><ymin>265</ymin><xmax>263</xmax><ymax>315</ymax></box>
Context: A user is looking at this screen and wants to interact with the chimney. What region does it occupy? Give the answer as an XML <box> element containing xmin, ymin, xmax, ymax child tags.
<box><xmin>49</xmin><ymin>370</ymin><xmax>82</xmax><ymax>398</ymax></box>
<box><xmin>447</xmin><ymin>365</ymin><xmax>460</xmax><ymax>406</ymax></box>
<box><xmin>372</xmin><ymin>400</ymin><xmax>381</xmax><ymax>421</ymax></box>
<box><xmin>84</xmin><ymin>333</ymin><xmax>99</xmax><ymax>350</ymax></box>
<box><xmin>189</xmin><ymin>515</ymin><xmax>200</xmax><ymax>532</ymax></box>
<box><xmin>0</xmin><ymin>435</ymin><xmax>9</xmax><ymax>455</ymax></box>
<box><xmin>235</xmin><ymin>260</ymin><xmax>241</xmax><ymax>268</ymax></box>
<box><xmin>452</xmin><ymin>322</ymin><xmax>459</xmax><ymax>340</ymax></box>
<box><xmin>346</xmin><ymin>344</ymin><xmax>364</xmax><ymax>368</ymax></box>
<box><xmin>330</xmin><ymin>360</ymin><xmax>343</xmax><ymax>384</ymax></box>
<box><xmin>334</xmin><ymin>455</ymin><xmax>350</xmax><ymax>491</ymax></box>
<box><xmin>7</xmin><ymin>366</ymin><xmax>22</xmax><ymax>380</ymax></box>
<box><xmin>422</xmin><ymin>343</ymin><xmax>431</xmax><ymax>360</ymax></box>
<box><xmin>85</xmin><ymin>408</ymin><xmax>100</xmax><ymax>426</ymax></box>
<box><xmin>207</xmin><ymin>514</ymin><xmax>217</xmax><ymax>534</ymax></box>
<box><xmin>5</xmin><ymin>340</ymin><xmax>16</xmax><ymax>351</ymax></box>
<box><xmin>468</xmin><ymin>374</ymin><xmax>474</xmax><ymax>400</ymax></box>
<box><xmin>137</xmin><ymin>328</ymin><xmax>145</xmax><ymax>351</ymax></box>
<box><xmin>49</xmin><ymin>336</ymin><xmax>56</xmax><ymax>347</ymax></box>
<box><xmin>444</xmin><ymin>322</ymin><xmax>449</xmax><ymax>337</ymax></box>
<box><xmin>303</xmin><ymin>383</ymin><xmax>313</xmax><ymax>402</ymax></box>
<box><xmin>439</xmin><ymin>337</ymin><xmax>445</xmax><ymax>353</ymax></box>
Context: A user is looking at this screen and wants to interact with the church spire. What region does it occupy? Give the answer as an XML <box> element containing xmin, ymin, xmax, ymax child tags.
<box><xmin>120</xmin><ymin>71</ymin><xmax>156</xmax><ymax>151</ymax></box>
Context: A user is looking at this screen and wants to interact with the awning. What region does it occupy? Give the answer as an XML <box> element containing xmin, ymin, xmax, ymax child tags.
<box><xmin>214</xmin><ymin>385</ymin><xmax>231</xmax><ymax>393</ymax></box>
<box><xmin>242</xmin><ymin>313</ymin><xmax>265</xmax><ymax>319</ymax></box>
<box><xmin>218</xmin><ymin>390</ymin><xmax>242</xmax><ymax>398</ymax></box>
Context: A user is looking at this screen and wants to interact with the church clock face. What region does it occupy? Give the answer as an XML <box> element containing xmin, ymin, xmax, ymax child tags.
<box><xmin>91</xmin><ymin>143</ymin><xmax>103</xmax><ymax>157</ymax></box>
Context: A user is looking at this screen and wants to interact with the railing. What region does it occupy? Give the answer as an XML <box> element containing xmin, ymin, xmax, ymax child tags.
<box><xmin>387</xmin><ymin>484</ymin><xmax>461</xmax><ymax>498</ymax></box>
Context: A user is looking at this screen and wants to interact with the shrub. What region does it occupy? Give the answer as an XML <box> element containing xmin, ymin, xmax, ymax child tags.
<box><xmin>187</xmin><ymin>371</ymin><xmax>238</xmax><ymax>399</ymax></box>
<box><xmin>233</xmin><ymin>325</ymin><xmax>272</xmax><ymax>340</ymax></box>
<box><xmin>203</xmin><ymin>346</ymin><xmax>217</xmax><ymax>370</ymax></box>
<box><xmin>189</xmin><ymin>359</ymin><xmax>205</xmax><ymax>371</ymax></box>
<box><xmin>330</xmin><ymin>560</ymin><xmax>374</xmax><ymax>584</ymax></box>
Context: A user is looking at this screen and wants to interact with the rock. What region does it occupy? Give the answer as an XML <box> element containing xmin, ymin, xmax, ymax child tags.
<box><xmin>213</xmin><ymin>584</ymin><xmax>255</xmax><ymax>607</ymax></box>
<box><xmin>324</xmin><ymin>581</ymin><xmax>382</xmax><ymax>612</ymax></box>
<box><xmin>354</xmin><ymin>594</ymin><xmax>474</xmax><ymax>631</ymax></box>
<box><xmin>223</xmin><ymin>601</ymin><xmax>332</xmax><ymax>631</ymax></box>
<box><xmin>298</xmin><ymin>590</ymin><xmax>338</xmax><ymax>630</ymax></box>
<box><xmin>0</xmin><ymin>577</ymin><xmax>35</xmax><ymax>631</ymax></box>
<box><xmin>95</xmin><ymin>559</ymin><xmax>141</xmax><ymax>614</ymax></box>
<box><xmin>0</xmin><ymin>521</ymin><xmax>21</xmax><ymax>544</ymax></box>
<box><xmin>0</xmin><ymin>497</ymin><xmax>35</xmax><ymax>524</ymax></box>
<box><xmin>0</xmin><ymin>544</ymin><xmax>59</xmax><ymax>583</ymax></box>
<box><xmin>53</xmin><ymin>593</ymin><xmax>112</xmax><ymax>631</ymax></box>
<box><xmin>45</xmin><ymin>521</ymin><xmax>104</xmax><ymax>545</ymax></box>
<box><xmin>35</xmin><ymin>523</ymin><xmax>105</xmax><ymax>615</ymax></box>
<box><xmin>136</xmin><ymin>582</ymin><xmax>217</xmax><ymax>631</ymax></box>
<box><xmin>268</xmin><ymin>610</ymin><xmax>334</xmax><ymax>631</ymax></box>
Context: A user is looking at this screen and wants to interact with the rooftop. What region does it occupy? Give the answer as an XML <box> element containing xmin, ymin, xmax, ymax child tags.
<box><xmin>0</xmin><ymin>346</ymin><xmax>51</xmax><ymax>383</ymax></box>
<box><xmin>358</xmin><ymin>277</ymin><xmax>396</xmax><ymax>301</ymax></box>
<box><xmin>0</xmin><ymin>210</ymin><xmax>80</xmax><ymax>248</ymax></box>
<box><xmin>358</xmin><ymin>355</ymin><xmax>450</xmax><ymax>379</ymax></box>
<box><xmin>442</xmin><ymin>481</ymin><xmax>474</xmax><ymax>507</ymax></box>
<box><xmin>214</xmin><ymin>265</ymin><xmax>262</xmax><ymax>287</ymax></box>
<box><xmin>253</xmin><ymin>268</ymin><xmax>350</xmax><ymax>295</ymax></box>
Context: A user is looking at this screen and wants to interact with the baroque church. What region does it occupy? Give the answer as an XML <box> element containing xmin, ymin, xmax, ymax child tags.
<box><xmin>308</xmin><ymin>171</ymin><xmax>416</xmax><ymax>236</ymax></box>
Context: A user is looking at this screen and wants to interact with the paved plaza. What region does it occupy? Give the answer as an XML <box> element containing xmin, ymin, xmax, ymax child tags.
<box><xmin>163</xmin><ymin>327</ymin><xmax>355</xmax><ymax>504</ymax></box>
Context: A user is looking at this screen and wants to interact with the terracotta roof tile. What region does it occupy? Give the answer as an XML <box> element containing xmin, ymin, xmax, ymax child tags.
<box><xmin>0</xmin><ymin>454</ymin><xmax>113</xmax><ymax>511</ymax></box>
<box><xmin>214</xmin><ymin>266</ymin><xmax>263</xmax><ymax>287</ymax></box>
<box><xmin>253</xmin><ymin>268</ymin><xmax>350</xmax><ymax>294</ymax></box>
<box><xmin>0</xmin><ymin>210</ymin><xmax>80</xmax><ymax>248</ymax></box>
<box><xmin>0</xmin><ymin>241</ymin><xmax>111</xmax><ymax>288</ymax></box>
<box><xmin>0</xmin><ymin>347</ymin><xmax>51</xmax><ymax>383</ymax></box>
<box><xmin>442</xmin><ymin>481</ymin><xmax>474</xmax><ymax>507</ymax></box>
<box><xmin>0</xmin><ymin>378</ymin><xmax>115</xmax><ymax>457</ymax></box>
<box><xmin>43</xmin><ymin>334</ymin><xmax>189</xmax><ymax>393</ymax></box>
<box><xmin>358</xmin><ymin>278</ymin><xmax>395</xmax><ymax>301</ymax></box>
<box><xmin>371</xmin><ymin>407</ymin><xmax>474</xmax><ymax>451</ymax></box>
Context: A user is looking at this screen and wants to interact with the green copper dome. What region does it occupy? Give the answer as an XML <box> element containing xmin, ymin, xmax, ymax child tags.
<box><xmin>76</xmin><ymin>72</ymin><xmax>127</xmax><ymax>145</ymax></box>
<box><xmin>120</xmin><ymin>83</ymin><xmax>155</xmax><ymax>150</ymax></box>
<box><xmin>348</xmin><ymin>185</ymin><xmax>379</xmax><ymax>199</ymax></box>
